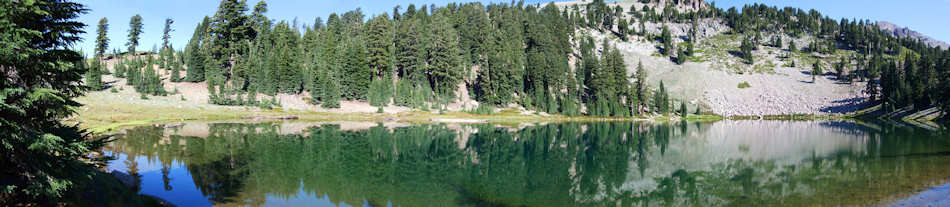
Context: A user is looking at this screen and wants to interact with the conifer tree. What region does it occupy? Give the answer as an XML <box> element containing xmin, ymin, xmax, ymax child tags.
<box><xmin>159</xmin><ymin>18</ymin><xmax>174</xmax><ymax>69</ymax></box>
<box><xmin>322</xmin><ymin>78</ymin><xmax>341</xmax><ymax>108</ymax></box>
<box><xmin>127</xmin><ymin>14</ymin><xmax>143</xmax><ymax>54</ymax></box>
<box><xmin>170</xmin><ymin>52</ymin><xmax>182</xmax><ymax>82</ymax></box>
<box><xmin>457</xmin><ymin>3</ymin><xmax>490</xmax><ymax>66</ymax></box>
<box><xmin>426</xmin><ymin>10</ymin><xmax>463</xmax><ymax>98</ymax></box>
<box><xmin>618</xmin><ymin>18</ymin><xmax>629</xmax><ymax>41</ymax></box>
<box><xmin>0</xmin><ymin>1</ymin><xmax>110</xmax><ymax>202</ymax></box>
<box><xmin>272</xmin><ymin>21</ymin><xmax>302</xmax><ymax>94</ymax></box>
<box><xmin>85</xmin><ymin>59</ymin><xmax>104</xmax><ymax>91</ymax></box>
<box><xmin>184</xmin><ymin>16</ymin><xmax>210</xmax><ymax>82</ymax></box>
<box><xmin>395</xmin><ymin>14</ymin><xmax>424</xmax><ymax>84</ymax></box>
<box><xmin>634</xmin><ymin>60</ymin><xmax>648</xmax><ymax>112</ymax></box>
<box><xmin>394</xmin><ymin>79</ymin><xmax>413</xmax><ymax>106</ymax></box>
<box><xmin>676</xmin><ymin>49</ymin><xmax>687</xmax><ymax>64</ymax></box>
<box><xmin>638</xmin><ymin>18</ymin><xmax>646</xmax><ymax>36</ymax></box>
<box><xmin>95</xmin><ymin>18</ymin><xmax>109</xmax><ymax>58</ymax></box>
<box><xmin>680</xmin><ymin>101</ymin><xmax>688</xmax><ymax>116</ymax></box>
<box><xmin>162</xmin><ymin>18</ymin><xmax>174</xmax><ymax>49</ymax></box>
<box><xmin>740</xmin><ymin>36</ymin><xmax>754</xmax><ymax>64</ymax></box>
<box><xmin>340</xmin><ymin>37</ymin><xmax>370</xmax><ymax>99</ymax></box>
<box><xmin>369</xmin><ymin>78</ymin><xmax>391</xmax><ymax>107</ymax></box>
<box><xmin>206</xmin><ymin>0</ymin><xmax>252</xmax><ymax>95</ymax></box>
<box><xmin>661</xmin><ymin>25</ymin><xmax>672</xmax><ymax>55</ymax></box>
<box><xmin>366</xmin><ymin>13</ymin><xmax>394</xmax><ymax>79</ymax></box>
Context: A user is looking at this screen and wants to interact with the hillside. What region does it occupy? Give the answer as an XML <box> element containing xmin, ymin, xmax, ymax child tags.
<box><xmin>561</xmin><ymin>0</ymin><xmax>872</xmax><ymax>116</ymax></box>
<box><xmin>877</xmin><ymin>21</ymin><xmax>949</xmax><ymax>50</ymax></box>
<box><xmin>78</xmin><ymin>0</ymin><xmax>950</xmax><ymax>120</ymax></box>
<box><xmin>558</xmin><ymin>0</ymin><xmax>948</xmax><ymax>118</ymax></box>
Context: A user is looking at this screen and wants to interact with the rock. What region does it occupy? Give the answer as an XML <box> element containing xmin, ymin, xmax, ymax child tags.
<box><xmin>163</xmin><ymin>123</ymin><xmax>184</xmax><ymax>128</ymax></box>
<box><xmin>428</xmin><ymin>118</ymin><xmax>488</xmax><ymax>123</ymax></box>
<box><xmin>240</xmin><ymin>115</ymin><xmax>299</xmax><ymax>120</ymax></box>
<box><xmin>107</xmin><ymin>170</ymin><xmax>136</xmax><ymax>189</ymax></box>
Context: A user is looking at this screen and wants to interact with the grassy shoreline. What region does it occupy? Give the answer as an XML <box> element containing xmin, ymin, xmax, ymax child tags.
<box><xmin>74</xmin><ymin>99</ymin><xmax>941</xmax><ymax>134</ymax></box>
<box><xmin>71</xmin><ymin>99</ymin><xmax>730</xmax><ymax>133</ymax></box>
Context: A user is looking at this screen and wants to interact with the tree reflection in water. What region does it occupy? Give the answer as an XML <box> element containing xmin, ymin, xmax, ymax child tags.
<box><xmin>106</xmin><ymin>121</ymin><xmax>950</xmax><ymax>207</ymax></box>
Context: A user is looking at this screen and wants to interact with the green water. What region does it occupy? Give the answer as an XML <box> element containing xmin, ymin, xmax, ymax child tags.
<box><xmin>105</xmin><ymin>121</ymin><xmax>950</xmax><ymax>207</ymax></box>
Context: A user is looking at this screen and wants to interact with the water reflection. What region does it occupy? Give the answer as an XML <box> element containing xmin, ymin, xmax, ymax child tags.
<box><xmin>105</xmin><ymin>121</ymin><xmax>950</xmax><ymax>207</ymax></box>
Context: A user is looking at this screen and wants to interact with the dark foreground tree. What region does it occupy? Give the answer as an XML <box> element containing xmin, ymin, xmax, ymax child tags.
<box><xmin>0</xmin><ymin>0</ymin><xmax>108</xmax><ymax>204</ymax></box>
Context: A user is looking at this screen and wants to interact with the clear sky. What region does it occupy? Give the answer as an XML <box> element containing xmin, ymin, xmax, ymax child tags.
<box><xmin>74</xmin><ymin>0</ymin><xmax>950</xmax><ymax>56</ymax></box>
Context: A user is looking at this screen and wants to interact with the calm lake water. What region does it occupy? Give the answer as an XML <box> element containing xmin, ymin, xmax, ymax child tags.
<box><xmin>105</xmin><ymin>121</ymin><xmax>950</xmax><ymax>207</ymax></box>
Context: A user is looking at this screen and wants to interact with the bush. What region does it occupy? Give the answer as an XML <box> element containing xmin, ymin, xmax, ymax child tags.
<box><xmin>738</xmin><ymin>81</ymin><xmax>751</xmax><ymax>89</ymax></box>
<box><xmin>467</xmin><ymin>103</ymin><xmax>494</xmax><ymax>115</ymax></box>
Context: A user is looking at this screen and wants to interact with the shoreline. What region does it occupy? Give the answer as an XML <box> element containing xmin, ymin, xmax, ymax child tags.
<box><xmin>72</xmin><ymin>93</ymin><xmax>943</xmax><ymax>134</ymax></box>
<box><xmin>77</xmin><ymin>99</ymin><xmax>904</xmax><ymax>134</ymax></box>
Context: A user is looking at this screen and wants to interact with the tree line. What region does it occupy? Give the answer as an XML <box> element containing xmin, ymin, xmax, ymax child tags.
<box><xmin>85</xmin><ymin>0</ymin><xmax>719</xmax><ymax>117</ymax></box>
<box><xmin>156</xmin><ymin>0</ymin><xmax>678</xmax><ymax>116</ymax></box>
<box><xmin>88</xmin><ymin>0</ymin><xmax>949</xmax><ymax>118</ymax></box>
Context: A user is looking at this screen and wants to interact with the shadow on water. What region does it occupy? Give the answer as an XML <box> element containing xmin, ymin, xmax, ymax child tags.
<box><xmin>105</xmin><ymin>120</ymin><xmax>950</xmax><ymax>207</ymax></box>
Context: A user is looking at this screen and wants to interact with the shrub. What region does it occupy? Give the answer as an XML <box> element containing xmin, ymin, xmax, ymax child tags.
<box><xmin>738</xmin><ymin>81</ymin><xmax>751</xmax><ymax>89</ymax></box>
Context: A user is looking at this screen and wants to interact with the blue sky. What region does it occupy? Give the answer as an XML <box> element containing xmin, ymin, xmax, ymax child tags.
<box><xmin>74</xmin><ymin>0</ymin><xmax>950</xmax><ymax>56</ymax></box>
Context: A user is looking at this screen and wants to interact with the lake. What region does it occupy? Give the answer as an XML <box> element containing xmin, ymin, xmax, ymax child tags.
<box><xmin>104</xmin><ymin>120</ymin><xmax>950</xmax><ymax>207</ymax></box>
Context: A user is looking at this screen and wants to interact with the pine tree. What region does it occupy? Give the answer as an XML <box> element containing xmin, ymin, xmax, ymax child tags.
<box><xmin>617</xmin><ymin>18</ymin><xmax>629</xmax><ymax>41</ymax></box>
<box><xmin>272</xmin><ymin>21</ymin><xmax>302</xmax><ymax>94</ymax></box>
<box><xmin>740</xmin><ymin>36</ymin><xmax>754</xmax><ymax>64</ymax></box>
<box><xmin>686</xmin><ymin>42</ymin><xmax>694</xmax><ymax>56</ymax></box>
<box><xmin>680</xmin><ymin>101</ymin><xmax>687</xmax><ymax>116</ymax></box>
<box><xmin>85</xmin><ymin>59</ymin><xmax>104</xmax><ymax>91</ymax></box>
<box><xmin>184</xmin><ymin>16</ymin><xmax>210</xmax><ymax>82</ymax></box>
<box><xmin>159</xmin><ymin>18</ymin><xmax>174</xmax><ymax>69</ymax></box>
<box><xmin>205</xmin><ymin>0</ymin><xmax>252</xmax><ymax>95</ymax></box>
<box><xmin>426</xmin><ymin>10</ymin><xmax>463</xmax><ymax>99</ymax></box>
<box><xmin>676</xmin><ymin>49</ymin><xmax>687</xmax><ymax>65</ymax></box>
<box><xmin>457</xmin><ymin>3</ymin><xmax>490</xmax><ymax>66</ymax></box>
<box><xmin>634</xmin><ymin>60</ymin><xmax>648</xmax><ymax>112</ymax></box>
<box><xmin>661</xmin><ymin>25</ymin><xmax>672</xmax><ymax>55</ymax></box>
<box><xmin>366</xmin><ymin>13</ymin><xmax>393</xmax><ymax>79</ymax></box>
<box><xmin>95</xmin><ymin>18</ymin><xmax>109</xmax><ymax>58</ymax></box>
<box><xmin>865</xmin><ymin>56</ymin><xmax>882</xmax><ymax>102</ymax></box>
<box><xmin>127</xmin><ymin>14</ymin><xmax>143</xmax><ymax>54</ymax></box>
<box><xmin>369</xmin><ymin>78</ymin><xmax>391</xmax><ymax>107</ymax></box>
<box><xmin>788</xmin><ymin>40</ymin><xmax>797</xmax><ymax>52</ymax></box>
<box><xmin>654</xmin><ymin>81</ymin><xmax>669</xmax><ymax>114</ymax></box>
<box><xmin>322</xmin><ymin>78</ymin><xmax>341</xmax><ymax>108</ymax></box>
<box><xmin>395</xmin><ymin>15</ymin><xmax>423</xmax><ymax>83</ymax></box>
<box><xmin>394</xmin><ymin>79</ymin><xmax>413</xmax><ymax>106</ymax></box>
<box><xmin>340</xmin><ymin>37</ymin><xmax>371</xmax><ymax>99</ymax></box>
<box><xmin>114</xmin><ymin>58</ymin><xmax>127</xmax><ymax>78</ymax></box>
<box><xmin>161</xmin><ymin>18</ymin><xmax>174</xmax><ymax>49</ymax></box>
<box><xmin>170</xmin><ymin>52</ymin><xmax>182</xmax><ymax>82</ymax></box>
<box><xmin>0</xmin><ymin>1</ymin><xmax>109</xmax><ymax>202</ymax></box>
<box><xmin>811</xmin><ymin>60</ymin><xmax>823</xmax><ymax>83</ymax></box>
<box><xmin>638</xmin><ymin>18</ymin><xmax>646</xmax><ymax>36</ymax></box>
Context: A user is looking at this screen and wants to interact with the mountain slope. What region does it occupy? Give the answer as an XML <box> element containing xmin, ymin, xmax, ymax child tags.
<box><xmin>877</xmin><ymin>21</ymin><xmax>949</xmax><ymax>50</ymax></box>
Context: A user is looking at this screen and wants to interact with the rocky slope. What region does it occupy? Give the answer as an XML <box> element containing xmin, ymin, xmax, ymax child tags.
<box><xmin>568</xmin><ymin>0</ymin><xmax>870</xmax><ymax>116</ymax></box>
<box><xmin>878</xmin><ymin>21</ymin><xmax>949</xmax><ymax>50</ymax></box>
